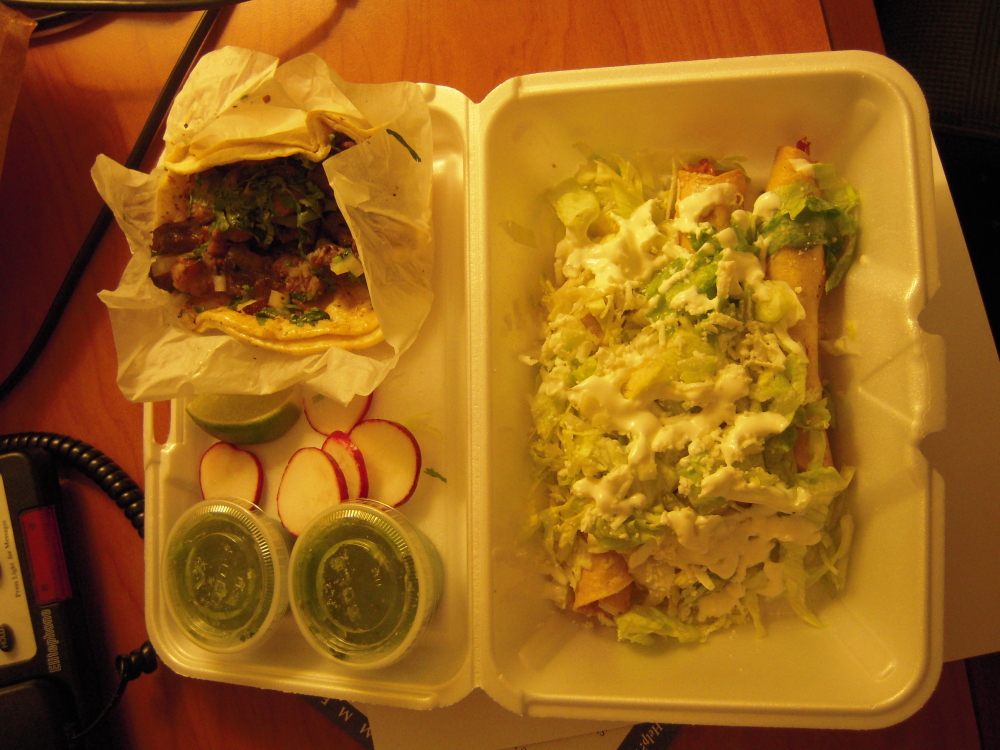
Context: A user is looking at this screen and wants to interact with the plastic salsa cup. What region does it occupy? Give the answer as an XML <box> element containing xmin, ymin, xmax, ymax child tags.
<box><xmin>289</xmin><ymin>499</ymin><xmax>443</xmax><ymax>669</ymax></box>
<box><xmin>163</xmin><ymin>498</ymin><xmax>290</xmax><ymax>653</ymax></box>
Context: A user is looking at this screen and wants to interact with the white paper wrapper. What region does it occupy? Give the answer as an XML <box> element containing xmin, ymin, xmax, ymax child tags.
<box><xmin>94</xmin><ymin>47</ymin><xmax>434</xmax><ymax>403</ymax></box>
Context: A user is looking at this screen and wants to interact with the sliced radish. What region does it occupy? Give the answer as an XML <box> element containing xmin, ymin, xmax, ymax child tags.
<box><xmin>303</xmin><ymin>391</ymin><xmax>373</xmax><ymax>435</ymax></box>
<box><xmin>321</xmin><ymin>431</ymin><xmax>369</xmax><ymax>499</ymax></box>
<box><xmin>276</xmin><ymin>447</ymin><xmax>348</xmax><ymax>536</ymax></box>
<box><xmin>349</xmin><ymin>419</ymin><xmax>421</xmax><ymax>507</ymax></box>
<box><xmin>199</xmin><ymin>442</ymin><xmax>263</xmax><ymax>503</ymax></box>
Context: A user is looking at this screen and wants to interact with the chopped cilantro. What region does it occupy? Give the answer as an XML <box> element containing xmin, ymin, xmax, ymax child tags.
<box><xmin>228</xmin><ymin>286</ymin><xmax>253</xmax><ymax>309</ymax></box>
<box><xmin>424</xmin><ymin>468</ymin><xmax>447</xmax><ymax>483</ymax></box>
<box><xmin>255</xmin><ymin>307</ymin><xmax>280</xmax><ymax>326</ymax></box>
<box><xmin>290</xmin><ymin>307</ymin><xmax>331</xmax><ymax>327</ymax></box>
<box><xmin>190</xmin><ymin>158</ymin><xmax>330</xmax><ymax>255</ymax></box>
<box><xmin>386</xmin><ymin>129</ymin><xmax>421</xmax><ymax>162</ymax></box>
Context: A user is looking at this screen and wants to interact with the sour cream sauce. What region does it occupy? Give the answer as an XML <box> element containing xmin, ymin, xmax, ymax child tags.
<box><xmin>655</xmin><ymin>503</ymin><xmax>819</xmax><ymax>599</ymax></box>
<box><xmin>558</xmin><ymin>171</ymin><xmax>821</xmax><ymax>542</ymax></box>
<box><xmin>556</xmin><ymin>200</ymin><xmax>667</xmax><ymax>290</ymax></box>
<box><xmin>715</xmin><ymin>246</ymin><xmax>765</xmax><ymax>299</ymax></box>
<box><xmin>752</xmin><ymin>191</ymin><xmax>782</xmax><ymax>221</ymax></box>
<box><xmin>789</xmin><ymin>158</ymin><xmax>816</xmax><ymax>177</ymax></box>
<box><xmin>675</xmin><ymin>183</ymin><xmax>739</xmax><ymax>233</ymax></box>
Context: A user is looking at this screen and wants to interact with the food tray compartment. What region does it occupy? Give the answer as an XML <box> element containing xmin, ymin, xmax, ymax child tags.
<box><xmin>144</xmin><ymin>86</ymin><xmax>476</xmax><ymax>709</ymax></box>
<box><xmin>472</xmin><ymin>51</ymin><xmax>944</xmax><ymax>728</ymax></box>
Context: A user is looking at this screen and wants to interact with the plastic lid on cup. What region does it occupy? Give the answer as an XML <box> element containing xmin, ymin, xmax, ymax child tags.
<box><xmin>163</xmin><ymin>498</ymin><xmax>290</xmax><ymax>653</ymax></box>
<box><xmin>289</xmin><ymin>500</ymin><xmax>443</xmax><ymax>669</ymax></box>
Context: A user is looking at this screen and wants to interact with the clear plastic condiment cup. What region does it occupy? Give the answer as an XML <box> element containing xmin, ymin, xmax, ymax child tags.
<box><xmin>289</xmin><ymin>499</ymin><xmax>443</xmax><ymax>669</ymax></box>
<box><xmin>163</xmin><ymin>498</ymin><xmax>290</xmax><ymax>653</ymax></box>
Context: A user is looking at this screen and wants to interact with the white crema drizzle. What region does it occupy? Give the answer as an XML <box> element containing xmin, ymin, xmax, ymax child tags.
<box><xmin>555</xmin><ymin>200</ymin><xmax>667</xmax><ymax>291</ymax></box>
<box><xmin>537</xmin><ymin>163</ymin><xmax>840</xmax><ymax>624</ymax></box>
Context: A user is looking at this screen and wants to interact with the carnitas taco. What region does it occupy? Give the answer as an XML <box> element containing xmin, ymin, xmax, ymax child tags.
<box><xmin>149</xmin><ymin>130</ymin><xmax>382</xmax><ymax>355</ymax></box>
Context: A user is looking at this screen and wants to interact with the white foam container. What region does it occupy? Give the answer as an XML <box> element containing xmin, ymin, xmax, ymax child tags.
<box><xmin>143</xmin><ymin>50</ymin><xmax>946</xmax><ymax>730</ymax></box>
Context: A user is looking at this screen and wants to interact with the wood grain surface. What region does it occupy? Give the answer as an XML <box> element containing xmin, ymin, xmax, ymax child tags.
<box><xmin>0</xmin><ymin>1</ymin><xmax>979</xmax><ymax>748</ymax></box>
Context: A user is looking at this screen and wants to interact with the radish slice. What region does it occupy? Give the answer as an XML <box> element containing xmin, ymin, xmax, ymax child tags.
<box><xmin>277</xmin><ymin>447</ymin><xmax>348</xmax><ymax>536</ymax></box>
<box><xmin>321</xmin><ymin>431</ymin><xmax>369</xmax><ymax>499</ymax></box>
<box><xmin>199</xmin><ymin>442</ymin><xmax>263</xmax><ymax>503</ymax></box>
<box><xmin>303</xmin><ymin>391</ymin><xmax>373</xmax><ymax>435</ymax></box>
<box><xmin>349</xmin><ymin>419</ymin><xmax>421</xmax><ymax>507</ymax></box>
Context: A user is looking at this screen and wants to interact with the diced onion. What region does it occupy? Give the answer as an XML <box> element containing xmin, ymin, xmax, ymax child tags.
<box><xmin>269</xmin><ymin>289</ymin><xmax>289</xmax><ymax>308</ymax></box>
<box><xmin>331</xmin><ymin>255</ymin><xmax>365</xmax><ymax>277</ymax></box>
<box><xmin>213</xmin><ymin>275</ymin><xmax>227</xmax><ymax>292</ymax></box>
<box><xmin>150</xmin><ymin>255</ymin><xmax>176</xmax><ymax>276</ymax></box>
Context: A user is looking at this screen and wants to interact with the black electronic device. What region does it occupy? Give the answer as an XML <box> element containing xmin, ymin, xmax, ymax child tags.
<box><xmin>0</xmin><ymin>449</ymin><xmax>104</xmax><ymax>750</ymax></box>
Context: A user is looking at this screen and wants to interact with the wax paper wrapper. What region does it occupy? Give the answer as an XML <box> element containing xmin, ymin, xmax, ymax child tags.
<box><xmin>93</xmin><ymin>47</ymin><xmax>433</xmax><ymax>403</ymax></box>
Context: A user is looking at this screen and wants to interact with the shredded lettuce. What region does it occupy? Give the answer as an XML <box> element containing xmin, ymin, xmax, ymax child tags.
<box><xmin>530</xmin><ymin>151</ymin><xmax>857</xmax><ymax>648</ymax></box>
<box><xmin>781</xmin><ymin>543</ymin><xmax>824</xmax><ymax>628</ymax></box>
<box><xmin>552</xmin><ymin>186</ymin><xmax>601</xmax><ymax>236</ymax></box>
<box><xmin>616</xmin><ymin>606</ymin><xmax>709</xmax><ymax>645</ymax></box>
<box><xmin>759</xmin><ymin>164</ymin><xmax>860</xmax><ymax>292</ymax></box>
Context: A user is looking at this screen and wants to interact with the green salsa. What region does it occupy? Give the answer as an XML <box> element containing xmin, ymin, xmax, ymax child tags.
<box><xmin>290</xmin><ymin>501</ymin><xmax>442</xmax><ymax>667</ymax></box>
<box><xmin>164</xmin><ymin>500</ymin><xmax>289</xmax><ymax>652</ymax></box>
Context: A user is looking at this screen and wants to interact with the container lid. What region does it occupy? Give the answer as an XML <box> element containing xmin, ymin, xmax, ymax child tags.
<box><xmin>163</xmin><ymin>498</ymin><xmax>290</xmax><ymax>653</ymax></box>
<box><xmin>289</xmin><ymin>500</ymin><xmax>442</xmax><ymax>669</ymax></box>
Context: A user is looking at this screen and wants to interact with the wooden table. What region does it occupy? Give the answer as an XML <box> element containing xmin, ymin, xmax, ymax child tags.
<box><xmin>0</xmin><ymin>1</ymin><xmax>982</xmax><ymax>748</ymax></box>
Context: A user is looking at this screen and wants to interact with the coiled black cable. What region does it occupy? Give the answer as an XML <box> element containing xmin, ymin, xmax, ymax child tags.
<box><xmin>68</xmin><ymin>641</ymin><xmax>159</xmax><ymax>744</ymax></box>
<box><xmin>0</xmin><ymin>432</ymin><xmax>145</xmax><ymax>537</ymax></box>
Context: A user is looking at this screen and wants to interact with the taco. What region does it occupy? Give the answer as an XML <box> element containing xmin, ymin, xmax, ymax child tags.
<box><xmin>148</xmin><ymin>130</ymin><xmax>382</xmax><ymax>355</ymax></box>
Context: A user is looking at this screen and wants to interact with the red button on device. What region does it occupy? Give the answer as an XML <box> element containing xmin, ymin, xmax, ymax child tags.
<box><xmin>19</xmin><ymin>506</ymin><xmax>73</xmax><ymax>605</ymax></box>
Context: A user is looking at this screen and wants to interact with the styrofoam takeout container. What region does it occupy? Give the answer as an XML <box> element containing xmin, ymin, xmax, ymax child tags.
<box><xmin>143</xmin><ymin>50</ymin><xmax>945</xmax><ymax>730</ymax></box>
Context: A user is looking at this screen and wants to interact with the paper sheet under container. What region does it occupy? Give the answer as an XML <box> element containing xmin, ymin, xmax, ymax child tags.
<box><xmin>143</xmin><ymin>50</ymin><xmax>945</xmax><ymax>730</ymax></box>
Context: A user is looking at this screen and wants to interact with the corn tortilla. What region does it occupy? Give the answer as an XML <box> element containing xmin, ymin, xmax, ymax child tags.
<box><xmin>152</xmin><ymin>131</ymin><xmax>384</xmax><ymax>355</ymax></box>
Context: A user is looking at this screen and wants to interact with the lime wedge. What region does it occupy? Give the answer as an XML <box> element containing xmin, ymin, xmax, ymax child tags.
<box><xmin>186</xmin><ymin>388</ymin><xmax>302</xmax><ymax>445</ymax></box>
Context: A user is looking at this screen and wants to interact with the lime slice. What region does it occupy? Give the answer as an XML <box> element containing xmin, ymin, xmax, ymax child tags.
<box><xmin>186</xmin><ymin>388</ymin><xmax>301</xmax><ymax>444</ymax></box>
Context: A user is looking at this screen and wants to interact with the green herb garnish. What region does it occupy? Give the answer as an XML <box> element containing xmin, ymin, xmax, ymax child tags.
<box><xmin>228</xmin><ymin>286</ymin><xmax>253</xmax><ymax>310</ymax></box>
<box><xmin>255</xmin><ymin>307</ymin><xmax>280</xmax><ymax>326</ymax></box>
<box><xmin>386</xmin><ymin>129</ymin><xmax>421</xmax><ymax>162</ymax></box>
<box><xmin>288</xmin><ymin>307</ymin><xmax>331</xmax><ymax>327</ymax></box>
<box><xmin>191</xmin><ymin>158</ymin><xmax>328</xmax><ymax>254</ymax></box>
<box><xmin>424</xmin><ymin>468</ymin><xmax>447</xmax><ymax>483</ymax></box>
